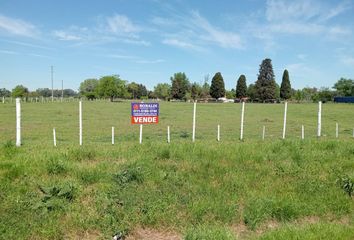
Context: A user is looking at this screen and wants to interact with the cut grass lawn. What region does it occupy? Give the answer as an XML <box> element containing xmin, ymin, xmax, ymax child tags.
<box><xmin>0</xmin><ymin>101</ymin><xmax>353</xmax><ymax>239</ymax></box>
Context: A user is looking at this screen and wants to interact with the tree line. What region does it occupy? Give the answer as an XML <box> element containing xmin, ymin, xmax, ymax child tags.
<box><xmin>1</xmin><ymin>58</ymin><xmax>353</xmax><ymax>102</ymax></box>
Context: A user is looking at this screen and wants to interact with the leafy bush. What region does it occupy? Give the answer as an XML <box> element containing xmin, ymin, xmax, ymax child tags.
<box><xmin>113</xmin><ymin>166</ymin><xmax>144</xmax><ymax>187</ymax></box>
<box><xmin>337</xmin><ymin>175</ymin><xmax>354</xmax><ymax>197</ymax></box>
<box><xmin>36</xmin><ymin>182</ymin><xmax>77</xmax><ymax>212</ymax></box>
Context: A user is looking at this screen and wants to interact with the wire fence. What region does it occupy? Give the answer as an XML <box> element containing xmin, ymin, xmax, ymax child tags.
<box><xmin>1</xmin><ymin>99</ymin><xmax>354</xmax><ymax>147</ymax></box>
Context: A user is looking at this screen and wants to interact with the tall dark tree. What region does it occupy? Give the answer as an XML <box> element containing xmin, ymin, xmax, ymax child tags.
<box><xmin>170</xmin><ymin>72</ymin><xmax>190</xmax><ymax>100</ymax></box>
<box><xmin>127</xmin><ymin>82</ymin><xmax>148</xmax><ymax>99</ymax></box>
<box><xmin>236</xmin><ymin>74</ymin><xmax>247</xmax><ymax>98</ymax></box>
<box><xmin>280</xmin><ymin>69</ymin><xmax>292</xmax><ymax>100</ymax></box>
<box><xmin>191</xmin><ymin>83</ymin><xmax>198</xmax><ymax>101</ymax></box>
<box><xmin>255</xmin><ymin>58</ymin><xmax>277</xmax><ymax>101</ymax></box>
<box><xmin>210</xmin><ymin>72</ymin><xmax>225</xmax><ymax>99</ymax></box>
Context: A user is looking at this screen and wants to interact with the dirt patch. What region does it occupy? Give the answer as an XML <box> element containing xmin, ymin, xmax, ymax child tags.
<box><xmin>64</xmin><ymin>230</ymin><xmax>102</xmax><ymax>240</ymax></box>
<box><xmin>231</xmin><ymin>222</ymin><xmax>249</xmax><ymax>239</ymax></box>
<box><xmin>126</xmin><ymin>228</ymin><xmax>182</xmax><ymax>240</ymax></box>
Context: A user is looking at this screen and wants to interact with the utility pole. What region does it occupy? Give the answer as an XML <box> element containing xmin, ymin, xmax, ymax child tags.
<box><xmin>51</xmin><ymin>66</ymin><xmax>54</xmax><ymax>102</ymax></box>
<box><xmin>61</xmin><ymin>79</ymin><xmax>64</xmax><ymax>102</ymax></box>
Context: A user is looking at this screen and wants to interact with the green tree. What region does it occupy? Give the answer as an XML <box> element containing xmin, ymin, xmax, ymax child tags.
<box><xmin>0</xmin><ymin>88</ymin><xmax>11</xmax><ymax>97</ymax></box>
<box><xmin>280</xmin><ymin>69</ymin><xmax>292</xmax><ymax>100</ymax></box>
<box><xmin>154</xmin><ymin>83</ymin><xmax>171</xmax><ymax>100</ymax></box>
<box><xmin>12</xmin><ymin>85</ymin><xmax>28</xmax><ymax>98</ymax></box>
<box><xmin>294</xmin><ymin>90</ymin><xmax>303</xmax><ymax>103</ymax></box>
<box><xmin>236</xmin><ymin>74</ymin><xmax>247</xmax><ymax>98</ymax></box>
<box><xmin>79</xmin><ymin>79</ymin><xmax>99</xmax><ymax>100</ymax></box>
<box><xmin>200</xmin><ymin>75</ymin><xmax>210</xmax><ymax>99</ymax></box>
<box><xmin>127</xmin><ymin>82</ymin><xmax>139</xmax><ymax>99</ymax></box>
<box><xmin>275</xmin><ymin>82</ymin><xmax>280</xmax><ymax>100</ymax></box>
<box><xmin>96</xmin><ymin>75</ymin><xmax>128</xmax><ymax>102</ymax></box>
<box><xmin>226</xmin><ymin>89</ymin><xmax>236</xmax><ymax>99</ymax></box>
<box><xmin>247</xmin><ymin>84</ymin><xmax>257</xmax><ymax>101</ymax></box>
<box><xmin>127</xmin><ymin>82</ymin><xmax>147</xmax><ymax>99</ymax></box>
<box><xmin>210</xmin><ymin>72</ymin><xmax>225</xmax><ymax>99</ymax></box>
<box><xmin>255</xmin><ymin>58</ymin><xmax>277</xmax><ymax>101</ymax></box>
<box><xmin>318</xmin><ymin>87</ymin><xmax>335</xmax><ymax>102</ymax></box>
<box><xmin>333</xmin><ymin>78</ymin><xmax>354</xmax><ymax>96</ymax></box>
<box><xmin>191</xmin><ymin>83</ymin><xmax>198</xmax><ymax>101</ymax></box>
<box><xmin>170</xmin><ymin>72</ymin><xmax>190</xmax><ymax>100</ymax></box>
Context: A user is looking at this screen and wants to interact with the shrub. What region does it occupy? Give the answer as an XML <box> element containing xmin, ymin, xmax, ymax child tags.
<box><xmin>337</xmin><ymin>175</ymin><xmax>354</xmax><ymax>197</ymax></box>
<box><xmin>46</xmin><ymin>157</ymin><xmax>68</xmax><ymax>175</ymax></box>
<box><xmin>113</xmin><ymin>165</ymin><xmax>144</xmax><ymax>187</ymax></box>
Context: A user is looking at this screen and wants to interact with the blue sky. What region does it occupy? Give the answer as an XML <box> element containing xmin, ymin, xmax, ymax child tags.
<box><xmin>0</xmin><ymin>0</ymin><xmax>353</xmax><ymax>92</ymax></box>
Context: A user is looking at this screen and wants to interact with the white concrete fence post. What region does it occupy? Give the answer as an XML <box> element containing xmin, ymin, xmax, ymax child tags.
<box><xmin>317</xmin><ymin>101</ymin><xmax>322</xmax><ymax>138</ymax></box>
<box><xmin>262</xmin><ymin>126</ymin><xmax>266</xmax><ymax>140</ymax></box>
<box><xmin>167</xmin><ymin>126</ymin><xmax>170</xmax><ymax>143</ymax></box>
<box><xmin>79</xmin><ymin>101</ymin><xmax>82</xmax><ymax>146</ymax></box>
<box><xmin>192</xmin><ymin>101</ymin><xmax>197</xmax><ymax>142</ymax></box>
<box><xmin>282</xmin><ymin>101</ymin><xmax>288</xmax><ymax>139</ymax></box>
<box><xmin>112</xmin><ymin>127</ymin><xmax>115</xmax><ymax>145</ymax></box>
<box><xmin>336</xmin><ymin>122</ymin><xmax>339</xmax><ymax>138</ymax></box>
<box><xmin>139</xmin><ymin>124</ymin><xmax>143</xmax><ymax>144</ymax></box>
<box><xmin>16</xmin><ymin>98</ymin><xmax>21</xmax><ymax>147</ymax></box>
<box><xmin>53</xmin><ymin>128</ymin><xmax>57</xmax><ymax>147</ymax></box>
<box><xmin>217</xmin><ymin>124</ymin><xmax>220</xmax><ymax>142</ymax></box>
<box><xmin>240</xmin><ymin>101</ymin><xmax>245</xmax><ymax>140</ymax></box>
<box><xmin>2</xmin><ymin>96</ymin><xmax>4</xmax><ymax>104</ymax></box>
<box><xmin>301</xmin><ymin>125</ymin><xmax>305</xmax><ymax>140</ymax></box>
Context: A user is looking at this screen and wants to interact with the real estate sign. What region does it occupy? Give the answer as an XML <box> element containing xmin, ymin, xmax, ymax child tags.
<box><xmin>131</xmin><ymin>102</ymin><xmax>159</xmax><ymax>124</ymax></box>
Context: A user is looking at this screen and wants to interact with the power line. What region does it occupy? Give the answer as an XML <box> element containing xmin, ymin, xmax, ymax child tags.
<box><xmin>51</xmin><ymin>66</ymin><xmax>54</xmax><ymax>102</ymax></box>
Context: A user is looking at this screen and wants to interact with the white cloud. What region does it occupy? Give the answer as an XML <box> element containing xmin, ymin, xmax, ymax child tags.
<box><xmin>0</xmin><ymin>39</ymin><xmax>53</xmax><ymax>50</ymax></box>
<box><xmin>121</xmin><ymin>38</ymin><xmax>150</xmax><ymax>46</ymax></box>
<box><xmin>297</xmin><ymin>54</ymin><xmax>307</xmax><ymax>60</ymax></box>
<box><xmin>0</xmin><ymin>14</ymin><xmax>39</xmax><ymax>37</ymax></box>
<box><xmin>0</xmin><ymin>49</ymin><xmax>18</xmax><ymax>55</ymax></box>
<box><xmin>135</xmin><ymin>59</ymin><xmax>165</xmax><ymax>64</ymax></box>
<box><xmin>264</xmin><ymin>0</ymin><xmax>352</xmax><ymax>37</ymax></box>
<box><xmin>28</xmin><ymin>53</ymin><xmax>51</xmax><ymax>58</ymax></box>
<box><xmin>191</xmin><ymin>11</ymin><xmax>243</xmax><ymax>49</ymax></box>
<box><xmin>266</xmin><ymin>0</ymin><xmax>321</xmax><ymax>22</ymax></box>
<box><xmin>151</xmin><ymin>17</ymin><xmax>177</xmax><ymax>27</ymax></box>
<box><xmin>52</xmin><ymin>15</ymin><xmax>149</xmax><ymax>46</ymax></box>
<box><xmin>53</xmin><ymin>30</ymin><xmax>82</xmax><ymax>41</ymax></box>
<box><xmin>341</xmin><ymin>56</ymin><xmax>354</xmax><ymax>67</ymax></box>
<box><xmin>106</xmin><ymin>14</ymin><xmax>141</xmax><ymax>35</ymax></box>
<box><xmin>154</xmin><ymin>11</ymin><xmax>243</xmax><ymax>50</ymax></box>
<box><xmin>321</xmin><ymin>0</ymin><xmax>352</xmax><ymax>21</ymax></box>
<box><xmin>105</xmin><ymin>54</ymin><xmax>138</xmax><ymax>59</ymax></box>
<box><xmin>328</xmin><ymin>26</ymin><xmax>351</xmax><ymax>36</ymax></box>
<box><xmin>162</xmin><ymin>38</ymin><xmax>204</xmax><ymax>51</ymax></box>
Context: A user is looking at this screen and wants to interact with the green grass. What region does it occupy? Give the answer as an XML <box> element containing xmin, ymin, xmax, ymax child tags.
<box><xmin>0</xmin><ymin>101</ymin><xmax>353</xmax><ymax>239</ymax></box>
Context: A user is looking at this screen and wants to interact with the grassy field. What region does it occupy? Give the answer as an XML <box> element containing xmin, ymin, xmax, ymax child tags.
<box><xmin>0</xmin><ymin>101</ymin><xmax>353</xmax><ymax>239</ymax></box>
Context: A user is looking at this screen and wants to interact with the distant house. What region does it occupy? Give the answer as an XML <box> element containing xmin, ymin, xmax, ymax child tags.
<box><xmin>334</xmin><ymin>97</ymin><xmax>354</xmax><ymax>103</ymax></box>
<box><xmin>217</xmin><ymin>97</ymin><xmax>234</xmax><ymax>103</ymax></box>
